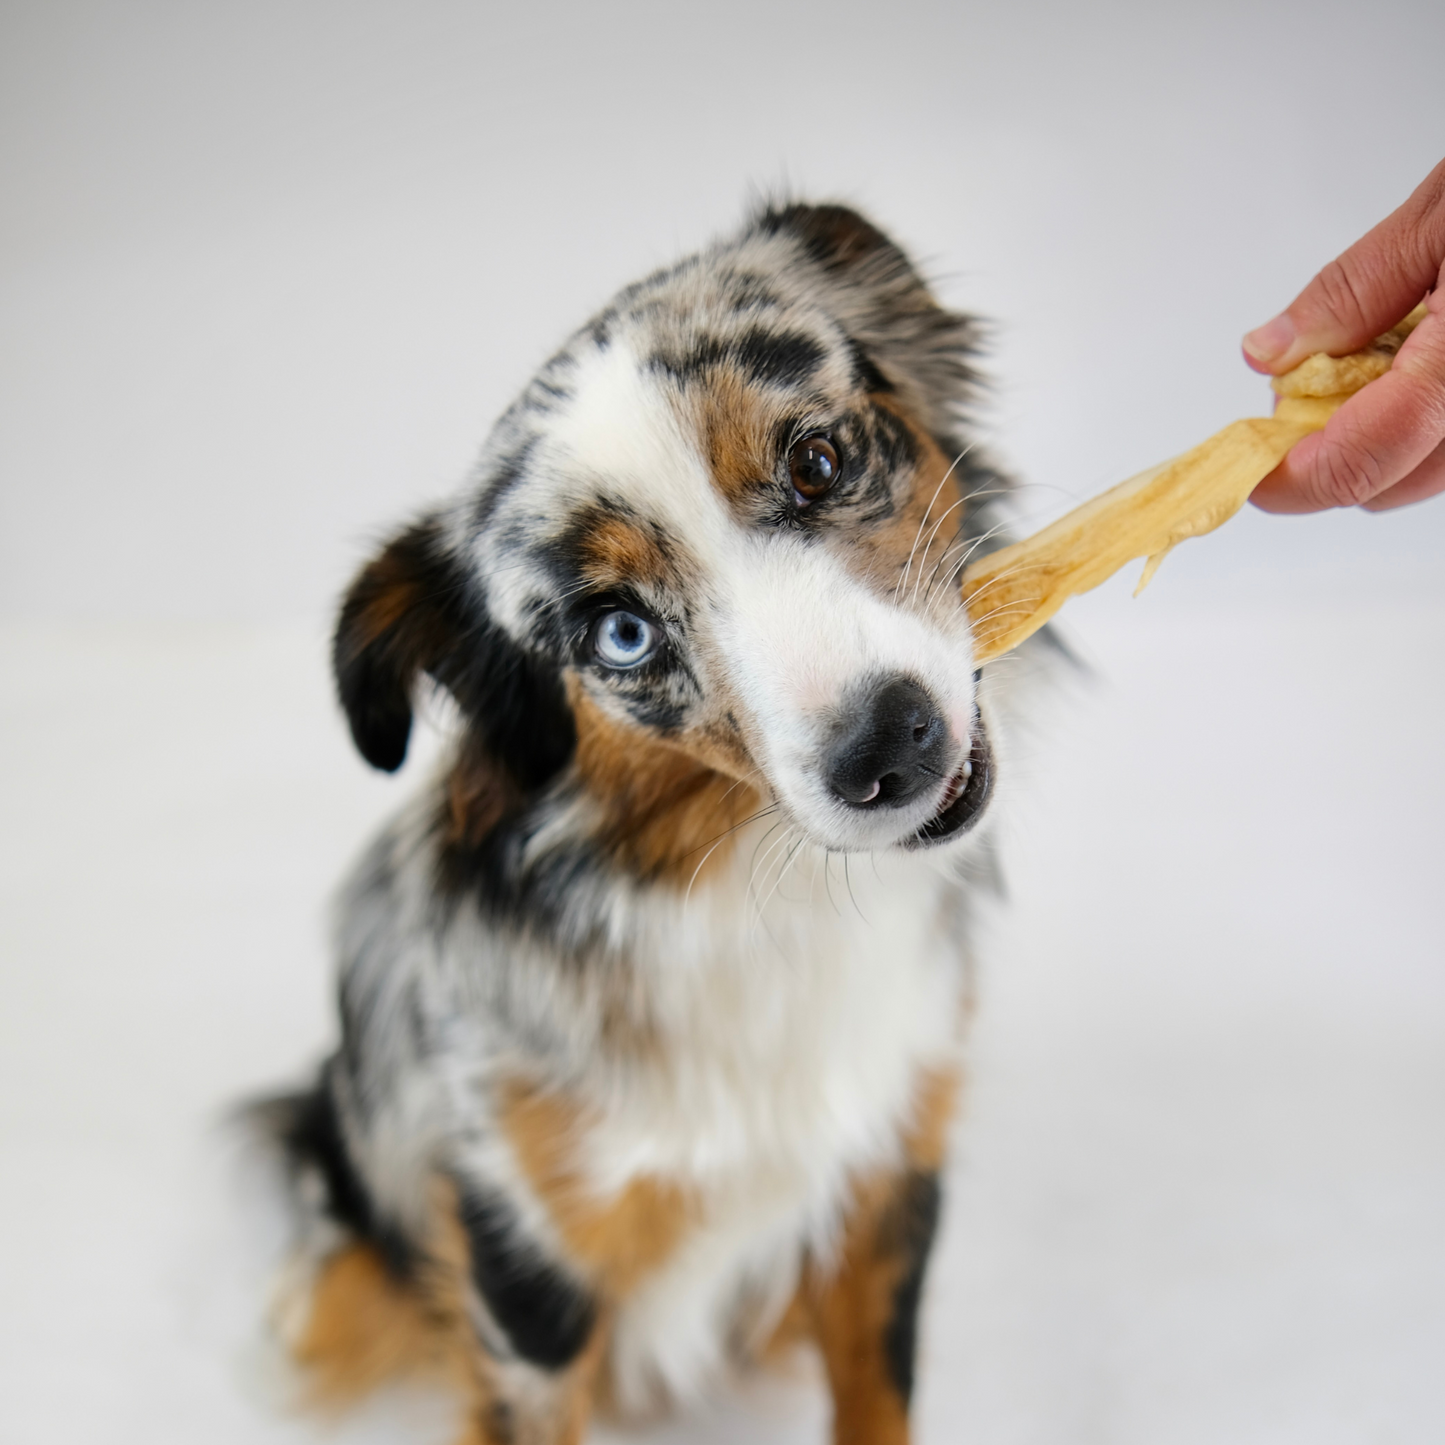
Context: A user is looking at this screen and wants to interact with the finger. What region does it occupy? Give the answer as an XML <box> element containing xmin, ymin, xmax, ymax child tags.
<box><xmin>1242</xmin><ymin>156</ymin><xmax>1445</xmax><ymax>375</ymax></box>
<box><xmin>1250</xmin><ymin>374</ymin><xmax>1445</xmax><ymax>513</ymax></box>
<box><xmin>1360</xmin><ymin>435</ymin><xmax>1445</xmax><ymax>511</ymax></box>
<box><xmin>1250</xmin><ymin>301</ymin><xmax>1445</xmax><ymax>512</ymax></box>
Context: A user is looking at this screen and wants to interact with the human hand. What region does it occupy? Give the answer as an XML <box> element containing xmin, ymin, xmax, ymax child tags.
<box><xmin>1244</xmin><ymin>157</ymin><xmax>1445</xmax><ymax>513</ymax></box>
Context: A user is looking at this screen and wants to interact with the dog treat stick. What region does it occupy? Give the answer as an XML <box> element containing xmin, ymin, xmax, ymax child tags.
<box><xmin>962</xmin><ymin>305</ymin><xmax>1427</xmax><ymax>664</ymax></box>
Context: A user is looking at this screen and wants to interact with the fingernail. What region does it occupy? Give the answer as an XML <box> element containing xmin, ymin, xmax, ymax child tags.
<box><xmin>1242</xmin><ymin>313</ymin><xmax>1296</xmax><ymax>367</ymax></box>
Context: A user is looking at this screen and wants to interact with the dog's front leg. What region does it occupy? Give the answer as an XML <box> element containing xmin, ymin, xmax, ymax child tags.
<box><xmin>804</xmin><ymin>1065</ymin><xmax>957</xmax><ymax>1445</ymax></box>
<box><xmin>806</xmin><ymin>1166</ymin><xmax>943</xmax><ymax>1445</ymax></box>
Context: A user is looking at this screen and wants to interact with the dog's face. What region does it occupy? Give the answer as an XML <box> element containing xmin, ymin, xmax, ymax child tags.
<box><xmin>334</xmin><ymin>205</ymin><xmax>1002</xmax><ymax>873</ymax></box>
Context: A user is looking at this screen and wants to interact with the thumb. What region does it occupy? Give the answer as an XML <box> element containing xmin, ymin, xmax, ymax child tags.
<box><xmin>1242</xmin><ymin>157</ymin><xmax>1445</xmax><ymax>375</ymax></box>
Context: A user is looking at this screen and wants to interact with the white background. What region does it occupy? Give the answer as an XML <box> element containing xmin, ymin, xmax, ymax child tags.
<box><xmin>2</xmin><ymin>2</ymin><xmax>1442</xmax><ymax>1442</ymax></box>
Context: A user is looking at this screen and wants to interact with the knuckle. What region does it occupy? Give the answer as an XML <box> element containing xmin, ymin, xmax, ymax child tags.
<box><xmin>1389</xmin><ymin>362</ymin><xmax>1445</xmax><ymax>440</ymax></box>
<box><xmin>1311</xmin><ymin>257</ymin><xmax>1373</xmax><ymax>332</ymax></box>
<box><xmin>1311</xmin><ymin>434</ymin><xmax>1389</xmax><ymax>508</ymax></box>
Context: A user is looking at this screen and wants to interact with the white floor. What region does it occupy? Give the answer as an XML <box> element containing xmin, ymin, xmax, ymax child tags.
<box><xmin>2</xmin><ymin>588</ymin><xmax>1442</xmax><ymax>1444</ymax></box>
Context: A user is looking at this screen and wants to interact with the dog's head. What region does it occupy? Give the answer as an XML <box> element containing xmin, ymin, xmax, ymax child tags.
<box><xmin>334</xmin><ymin>204</ymin><xmax>1005</xmax><ymax>875</ymax></box>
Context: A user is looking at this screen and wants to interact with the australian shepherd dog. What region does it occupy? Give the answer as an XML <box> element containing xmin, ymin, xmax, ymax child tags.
<box><xmin>259</xmin><ymin>201</ymin><xmax>1040</xmax><ymax>1445</ymax></box>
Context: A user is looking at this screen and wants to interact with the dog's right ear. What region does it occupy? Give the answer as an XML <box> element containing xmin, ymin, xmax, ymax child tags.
<box><xmin>754</xmin><ymin>201</ymin><xmax>981</xmax><ymax>444</ymax></box>
<box><xmin>332</xmin><ymin>515</ymin><xmax>466</xmax><ymax>772</ymax></box>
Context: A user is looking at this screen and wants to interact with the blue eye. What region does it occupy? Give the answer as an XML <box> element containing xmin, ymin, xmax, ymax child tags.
<box><xmin>594</xmin><ymin>610</ymin><xmax>656</xmax><ymax>669</ymax></box>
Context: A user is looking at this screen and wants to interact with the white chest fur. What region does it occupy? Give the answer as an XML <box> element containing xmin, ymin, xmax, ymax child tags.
<box><xmin>584</xmin><ymin>824</ymin><xmax>971</xmax><ymax>1407</ymax></box>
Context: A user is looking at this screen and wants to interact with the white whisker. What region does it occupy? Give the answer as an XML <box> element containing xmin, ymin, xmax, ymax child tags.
<box><xmin>893</xmin><ymin>442</ymin><xmax>978</xmax><ymax>603</ymax></box>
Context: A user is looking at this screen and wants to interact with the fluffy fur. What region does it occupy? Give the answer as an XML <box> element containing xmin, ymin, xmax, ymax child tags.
<box><xmin>260</xmin><ymin>202</ymin><xmax>1038</xmax><ymax>1445</ymax></box>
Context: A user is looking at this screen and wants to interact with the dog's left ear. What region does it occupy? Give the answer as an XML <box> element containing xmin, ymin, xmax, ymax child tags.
<box><xmin>332</xmin><ymin>515</ymin><xmax>576</xmax><ymax>784</ymax></box>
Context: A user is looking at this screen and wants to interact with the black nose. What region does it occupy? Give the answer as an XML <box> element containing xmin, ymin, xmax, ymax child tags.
<box><xmin>826</xmin><ymin>675</ymin><xmax>952</xmax><ymax>809</ymax></box>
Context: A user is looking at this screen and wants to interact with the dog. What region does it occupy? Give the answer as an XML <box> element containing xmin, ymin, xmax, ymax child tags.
<box><xmin>260</xmin><ymin>201</ymin><xmax>1038</xmax><ymax>1445</ymax></box>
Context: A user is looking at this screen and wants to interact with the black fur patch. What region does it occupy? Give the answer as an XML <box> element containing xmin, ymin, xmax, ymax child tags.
<box><xmin>615</xmin><ymin>689</ymin><xmax>687</xmax><ymax>733</ymax></box>
<box><xmin>435</xmin><ymin>809</ymin><xmax>605</xmax><ymax>945</ymax></box>
<box><xmin>757</xmin><ymin>202</ymin><xmax>897</xmax><ymax>275</ymax></box>
<box><xmin>732</xmin><ymin>327</ymin><xmax>825</xmax><ymax>387</ymax></box>
<box><xmin>848</xmin><ymin>338</ymin><xmax>894</xmax><ymax>395</ymax></box>
<box><xmin>881</xmin><ymin>1170</ymin><xmax>942</xmax><ymax>1404</ymax></box>
<box><xmin>651</xmin><ymin>326</ymin><xmax>825</xmax><ymax>389</ymax></box>
<box><xmin>867</xmin><ymin>401</ymin><xmax>920</xmax><ymax>472</ymax></box>
<box><xmin>456</xmin><ymin>1184</ymin><xmax>597</xmax><ymax>1370</ymax></box>
<box><xmin>267</xmin><ymin>1069</ymin><xmax>416</xmax><ymax>1278</ymax></box>
<box><xmin>442</xmin><ymin>610</ymin><xmax>576</xmax><ymax>791</ymax></box>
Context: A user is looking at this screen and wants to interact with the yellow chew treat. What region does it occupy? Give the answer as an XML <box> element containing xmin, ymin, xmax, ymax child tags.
<box><xmin>961</xmin><ymin>305</ymin><xmax>1426</xmax><ymax>664</ymax></box>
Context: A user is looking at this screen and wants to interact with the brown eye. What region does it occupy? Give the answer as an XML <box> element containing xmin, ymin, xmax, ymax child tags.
<box><xmin>789</xmin><ymin>435</ymin><xmax>840</xmax><ymax>504</ymax></box>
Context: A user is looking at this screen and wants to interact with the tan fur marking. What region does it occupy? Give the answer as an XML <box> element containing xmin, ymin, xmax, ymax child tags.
<box><xmin>578</xmin><ymin>516</ymin><xmax>675</xmax><ymax>591</ymax></box>
<box><xmin>293</xmin><ymin>1243</ymin><xmax>462</xmax><ymax>1408</ymax></box>
<box><xmin>901</xmin><ymin>1064</ymin><xmax>961</xmax><ymax>1172</ymax></box>
<box><xmin>355</xmin><ymin>589</ymin><xmax>413</xmax><ymax>648</ymax></box>
<box><xmin>499</xmin><ymin>1079</ymin><xmax>695</xmax><ymax>1297</ymax></box>
<box><xmin>568</xmin><ymin>679</ymin><xmax>762</xmax><ymax>884</ymax></box>
<box><xmin>691</xmin><ymin>370</ymin><xmax>779</xmax><ymax>504</ymax></box>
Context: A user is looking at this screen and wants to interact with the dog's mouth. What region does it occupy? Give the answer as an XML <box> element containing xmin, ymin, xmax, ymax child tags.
<box><xmin>907</xmin><ymin>713</ymin><xmax>994</xmax><ymax>849</ymax></box>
